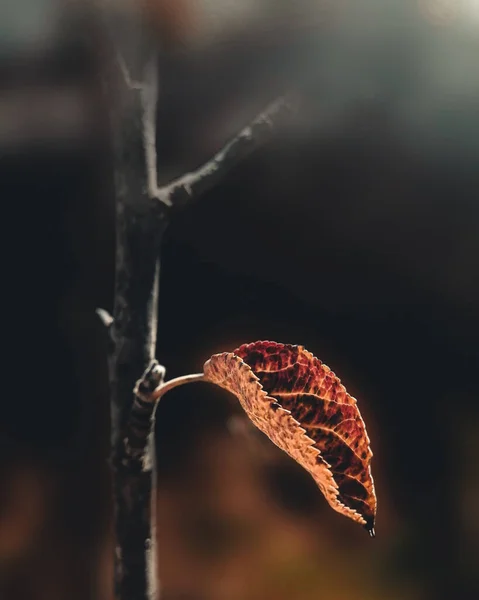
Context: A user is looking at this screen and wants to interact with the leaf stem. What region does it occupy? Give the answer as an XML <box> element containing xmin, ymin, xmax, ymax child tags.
<box><xmin>151</xmin><ymin>373</ymin><xmax>205</xmax><ymax>401</ymax></box>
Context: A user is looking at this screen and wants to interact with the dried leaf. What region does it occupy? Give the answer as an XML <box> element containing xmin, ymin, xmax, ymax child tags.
<box><xmin>203</xmin><ymin>341</ymin><xmax>376</xmax><ymax>535</ymax></box>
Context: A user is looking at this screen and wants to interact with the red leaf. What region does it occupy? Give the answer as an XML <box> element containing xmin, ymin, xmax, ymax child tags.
<box><xmin>203</xmin><ymin>341</ymin><xmax>377</xmax><ymax>535</ymax></box>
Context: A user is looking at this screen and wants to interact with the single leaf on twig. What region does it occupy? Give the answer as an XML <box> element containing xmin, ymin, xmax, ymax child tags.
<box><xmin>203</xmin><ymin>341</ymin><xmax>377</xmax><ymax>535</ymax></box>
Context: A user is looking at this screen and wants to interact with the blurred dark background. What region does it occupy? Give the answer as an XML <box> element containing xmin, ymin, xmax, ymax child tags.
<box><xmin>1</xmin><ymin>1</ymin><xmax>478</xmax><ymax>599</ymax></box>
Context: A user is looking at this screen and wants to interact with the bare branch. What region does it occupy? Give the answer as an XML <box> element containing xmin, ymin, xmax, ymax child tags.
<box><xmin>99</xmin><ymin>0</ymin><xmax>153</xmax><ymax>88</ymax></box>
<box><xmin>140</xmin><ymin>60</ymin><xmax>167</xmax><ymax>205</ymax></box>
<box><xmin>154</xmin><ymin>94</ymin><xmax>298</xmax><ymax>208</ymax></box>
<box><xmin>98</xmin><ymin>3</ymin><xmax>300</xmax><ymax>599</ymax></box>
<box><xmin>99</xmin><ymin>4</ymin><xmax>165</xmax><ymax>599</ymax></box>
<box><xmin>115</xmin><ymin>48</ymin><xmax>144</xmax><ymax>91</ymax></box>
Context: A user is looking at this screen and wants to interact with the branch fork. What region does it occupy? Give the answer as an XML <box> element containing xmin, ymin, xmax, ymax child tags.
<box><xmin>118</xmin><ymin>51</ymin><xmax>297</xmax><ymax>210</ymax></box>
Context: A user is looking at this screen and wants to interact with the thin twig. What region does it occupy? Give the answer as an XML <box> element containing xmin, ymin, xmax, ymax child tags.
<box><xmin>99</xmin><ymin>0</ymin><xmax>147</xmax><ymax>91</ymax></box>
<box><xmin>153</xmin><ymin>95</ymin><xmax>298</xmax><ymax>208</ymax></box>
<box><xmin>115</xmin><ymin>48</ymin><xmax>144</xmax><ymax>91</ymax></box>
<box><xmin>140</xmin><ymin>59</ymin><xmax>166</xmax><ymax>204</ymax></box>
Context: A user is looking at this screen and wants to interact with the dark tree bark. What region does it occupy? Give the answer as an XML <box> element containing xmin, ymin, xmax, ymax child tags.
<box><xmin>106</xmin><ymin>58</ymin><xmax>166</xmax><ymax>600</ymax></box>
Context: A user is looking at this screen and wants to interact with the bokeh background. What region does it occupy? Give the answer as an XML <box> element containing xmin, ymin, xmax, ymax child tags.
<box><xmin>1</xmin><ymin>1</ymin><xmax>479</xmax><ymax>599</ymax></box>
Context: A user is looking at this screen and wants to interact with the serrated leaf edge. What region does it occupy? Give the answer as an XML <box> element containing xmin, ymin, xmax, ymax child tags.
<box><xmin>204</xmin><ymin>349</ymin><xmax>373</xmax><ymax>526</ymax></box>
